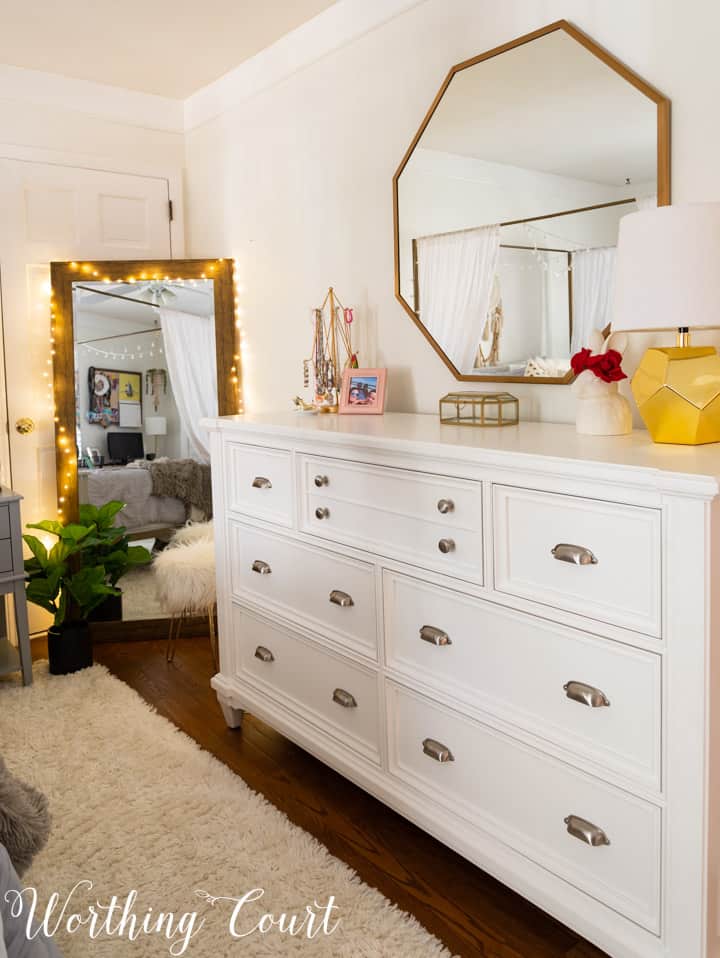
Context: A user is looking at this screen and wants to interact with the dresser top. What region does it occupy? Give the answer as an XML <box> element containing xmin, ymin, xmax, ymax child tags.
<box><xmin>205</xmin><ymin>412</ymin><xmax>720</xmax><ymax>497</ymax></box>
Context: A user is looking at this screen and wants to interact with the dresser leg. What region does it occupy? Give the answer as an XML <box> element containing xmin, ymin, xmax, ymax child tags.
<box><xmin>13</xmin><ymin>582</ymin><xmax>32</xmax><ymax>686</ymax></box>
<box><xmin>218</xmin><ymin>696</ymin><xmax>245</xmax><ymax>729</ymax></box>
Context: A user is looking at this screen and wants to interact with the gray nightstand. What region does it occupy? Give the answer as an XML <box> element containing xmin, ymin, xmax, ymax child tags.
<box><xmin>0</xmin><ymin>490</ymin><xmax>31</xmax><ymax>685</ymax></box>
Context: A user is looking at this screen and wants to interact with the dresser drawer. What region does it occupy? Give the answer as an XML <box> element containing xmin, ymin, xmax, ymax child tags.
<box><xmin>384</xmin><ymin>571</ymin><xmax>661</xmax><ymax>788</ymax></box>
<box><xmin>233</xmin><ymin>606</ymin><xmax>380</xmax><ymax>764</ymax></box>
<box><xmin>226</xmin><ymin>443</ymin><xmax>293</xmax><ymax>527</ymax></box>
<box><xmin>0</xmin><ymin>505</ymin><xmax>10</xmax><ymax>540</ymax></box>
<box><xmin>229</xmin><ymin>522</ymin><xmax>377</xmax><ymax>658</ymax></box>
<box><xmin>0</xmin><ymin>539</ymin><xmax>12</xmax><ymax>573</ymax></box>
<box><xmin>493</xmin><ymin>486</ymin><xmax>661</xmax><ymax>637</ymax></box>
<box><xmin>387</xmin><ymin>682</ymin><xmax>661</xmax><ymax>932</ymax></box>
<box><xmin>300</xmin><ymin>456</ymin><xmax>483</xmax><ymax>584</ymax></box>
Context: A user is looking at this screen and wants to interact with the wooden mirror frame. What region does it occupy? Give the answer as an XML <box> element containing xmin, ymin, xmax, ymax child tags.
<box><xmin>50</xmin><ymin>257</ymin><xmax>240</xmax><ymax>524</ymax></box>
<box><xmin>392</xmin><ymin>19</ymin><xmax>671</xmax><ymax>385</ymax></box>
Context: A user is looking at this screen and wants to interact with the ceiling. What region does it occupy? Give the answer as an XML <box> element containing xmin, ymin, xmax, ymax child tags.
<box><xmin>0</xmin><ymin>0</ymin><xmax>337</xmax><ymax>98</ymax></box>
<box><xmin>73</xmin><ymin>280</ymin><xmax>214</xmax><ymax>342</ymax></box>
<box><xmin>417</xmin><ymin>29</ymin><xmax>657</xmax><ymax>187</ymax></box>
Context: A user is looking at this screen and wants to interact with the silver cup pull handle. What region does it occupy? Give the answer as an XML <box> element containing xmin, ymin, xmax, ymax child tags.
<box><xmin>251</xmin><ymin>560</ymin><xmax>272</xmax><ymax>575</ymax></box>
<box><xmin>438</xmin><ymin>538</ymin><xmax>456</xmax><ymax>554</ymax></box>
<box><xmin>552</xmin><ymin>543</ymin><xmax>598</xmax><ymax>566</ymax></box>
<box><xmin>254</xmin><ymin>646</ymin><xmax>275</xmax><ymax>663</ymax></box>
<box><xmin>422</xmin><ymin>738</ymin><xmax>455</xmax><ymax>763</ymax></box>
<box><xmin>329</xmin><ymin>590</ymin><xmax>354</xmax><ymax>608</ymax></box>
<box><xmin>564</xmin><ymin>814</ymin><xmax>610</xmax><ymax>847</ymax></box>
<box><xmin>252</xmin><ymin>476</ymin><xmax>272</xmax><ymax>489</ymax></box>
<box><xmin>564</xmin><ymin>680</ymin><xmax>610</xmax><ymax>708</ymax></box>
<box><xmin>420</xmin><ymin>625</ymin><xmax>452</xmax><ymax>646</ymax></box>
<box><xmin>332</xmin><ymin>688</ymin><xmax>357</xmax><ymax>708</ymax></box>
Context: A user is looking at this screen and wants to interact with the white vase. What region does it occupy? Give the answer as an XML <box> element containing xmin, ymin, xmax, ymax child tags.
<box><xmin>572</xmin><ymin>373</ymin><xmax>632</xmax><ymax>436</ymax></box>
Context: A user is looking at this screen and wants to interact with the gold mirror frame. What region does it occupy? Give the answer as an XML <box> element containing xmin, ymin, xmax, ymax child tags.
<box><xmin>50</xmin><ymin>257</ymin><xmax>240</xmax><ymax>523</ymax></box>
<box><xmin>392</xmin><ymin>19</ymin><xmax>671</xmax><ymax>385</ymax></box>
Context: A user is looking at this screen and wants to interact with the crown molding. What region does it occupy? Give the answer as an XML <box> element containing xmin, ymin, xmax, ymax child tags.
<box><xmin>0</xmin><ymin>63</ymin><xmax>184</xmax><ymax>134</ymax></box>
<box><xmin>184</xmin><ymin>0</ymin><xmax>427</xmax><ymax>132</ymax></box>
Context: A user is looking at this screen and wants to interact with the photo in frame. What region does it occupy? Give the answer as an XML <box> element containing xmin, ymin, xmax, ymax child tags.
<box><xmin>87</xmin><ymin>367</ymin><xmax>142</xmax><ymax>427</ymax></box>
<box><xmin>339</xmin><ymin>368</ymin><xmax>387</xmax><ymax>414</ymax></box>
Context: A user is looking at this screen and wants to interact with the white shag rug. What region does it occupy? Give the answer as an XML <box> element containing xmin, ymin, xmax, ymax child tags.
<box><xmin>0</xmin><ymin>665</ymin><xmax>452</xmax><ymax>957</ymax></box>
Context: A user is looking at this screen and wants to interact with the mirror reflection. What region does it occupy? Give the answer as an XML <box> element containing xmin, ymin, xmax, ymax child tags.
<box><xmin>396</xmin><ymin>26</ymin><xmax>663</xmax><ymax>381</ymax></box>
<box><xmin>73</xmin><ymin>278</ymin><xmax>217</xmax><ymax>622</ymax></box>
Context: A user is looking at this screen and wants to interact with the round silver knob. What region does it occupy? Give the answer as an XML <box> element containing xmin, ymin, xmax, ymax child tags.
<box><xmin>314</xmin><ymin>475</ymin><xmax>329</xmax><ymax>487</ymax></box>
<box><xmin>437</xmin><ymin>498</ymin><xmax>454</xmax><ymax>515</ymax></box>
<box><xmin>438</xmin><ymin>538</ymin><xmax>455</xmax><ymax>554</ymax></box>
<box><xmin>315</xmin><ymin>507</ymin><xmax>330</xmax><ymax>520</ymax></box>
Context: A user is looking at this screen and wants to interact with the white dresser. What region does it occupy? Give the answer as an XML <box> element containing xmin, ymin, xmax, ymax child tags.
<box><xmin>206</xmin><ymin>412</ymin><xmax>720</xmax><ymax>958</ymax></box>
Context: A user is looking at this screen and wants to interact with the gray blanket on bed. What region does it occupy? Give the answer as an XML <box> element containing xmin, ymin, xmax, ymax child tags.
<box><xmin>147</xmin><ymin>459</ymin><xmax>212</xmax><ymax>519</ymax></box>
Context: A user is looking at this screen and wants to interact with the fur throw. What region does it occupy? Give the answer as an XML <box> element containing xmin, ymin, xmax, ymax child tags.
<box><xmin>170</xmin><ymin>520</ymin><xmax>214</xmax><ymax>547</ymax></box>
<box><xmin>153</xmin><ymin>538</ymin><xmax>216</xmax><ymax>614</ymax></box>
<box><xmin>0</xmin><ymin>757</ymin><xmax>50</xmax><ymax>876</ymax></box>
<box><xmin>147</xmin><ymin>459</ymin><xmax>213</xmax><ymax>519</ymax></box>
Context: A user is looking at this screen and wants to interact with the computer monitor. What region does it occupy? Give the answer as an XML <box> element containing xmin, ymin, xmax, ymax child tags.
<box><xmin>107</xmin><ymin>431</ymin><xmax>145</xmax><ymax>464</ymax></box>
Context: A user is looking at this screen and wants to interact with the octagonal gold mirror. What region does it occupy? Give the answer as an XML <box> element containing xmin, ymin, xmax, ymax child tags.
<box><xmin>393</xmin><ymin>20</ymin><xmax>670</xmax><ymax>384</ymax></box>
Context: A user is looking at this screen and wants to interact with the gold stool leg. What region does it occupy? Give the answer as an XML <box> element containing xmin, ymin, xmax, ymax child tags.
<box><xmin>166</xmin><ymin>613</ymin><xmax>183</xmax><ymax>663</ymax></box>
<box><xmin>208</xmin><ymin>604</ymin><xmax>219</xmax><ymax>672</ymax></box>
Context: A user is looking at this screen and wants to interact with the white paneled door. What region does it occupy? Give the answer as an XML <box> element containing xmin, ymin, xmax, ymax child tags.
<box><xmin>0</xmin><ymin>159</ymin><xmax>172</xmax><ymax>531</ymax></box>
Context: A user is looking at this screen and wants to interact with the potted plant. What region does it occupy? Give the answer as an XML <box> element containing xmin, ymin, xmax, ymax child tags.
<box><xmin>79</xmin><ymin>502</ymin><xmax>152</xmax><ymax>621</ymax></box>
<box><xmin>23</xmin><ymin>501</ymin><xmax>152</xmax><ymax>674</ymax></box>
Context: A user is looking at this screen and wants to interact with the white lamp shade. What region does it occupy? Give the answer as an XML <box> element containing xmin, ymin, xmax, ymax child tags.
<box><xmin>613</xmin><ymin>203</ymin><xmax>720</xmax><ymax>332</ymax></box>
<box><xmin>144</xmin><ymin>416</ymin><xmax>167</xmax><ymax>437</ymax></box>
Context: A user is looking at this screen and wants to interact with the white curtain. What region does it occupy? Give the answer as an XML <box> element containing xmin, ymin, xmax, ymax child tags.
<box><xmin>570</xmin><ymin>248</ymin><xmax>617</xmax><ymax>354</ymax></box>
<box><xmin>416</xmin><ymin>225</ymin><xmax>501</xmax><ymax>372</ymax></box>
<box><xmin>159</xmin><ymin>308</ymin><xmax>218</xmax><ymax>463</ymax></box>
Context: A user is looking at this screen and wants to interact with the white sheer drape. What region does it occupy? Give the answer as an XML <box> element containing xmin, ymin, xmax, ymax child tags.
<box><xmin>416</xmin><ymin>225</ymin><xmax>501</xmax><ymax>372</ymax></box>
<box><xmin>570</xmin><ymin>248</ymin><xmax>617</xmax><ymax>354</ymax></box>
<box><xmin>159</xmin><ymin>308</ymin><xmax>218</xmax><ymax>463</ymax></box>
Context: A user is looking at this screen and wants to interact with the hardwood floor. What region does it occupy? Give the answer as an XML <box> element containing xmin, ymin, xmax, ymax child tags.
<box><xmin>36</xmin><ymin>636</ymin><xmax>608</xmax><ymax>958</ymax></box>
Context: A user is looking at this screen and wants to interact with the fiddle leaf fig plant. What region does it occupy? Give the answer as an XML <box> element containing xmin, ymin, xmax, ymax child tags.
<box><xmin>23</xmin><ymin>500</ymin><xmax>152</xmax><ymax>627</ymax></box>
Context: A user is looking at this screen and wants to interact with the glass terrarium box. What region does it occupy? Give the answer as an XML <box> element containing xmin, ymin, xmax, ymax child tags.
<box><xmin>439</xmin><ymin>391</ymin><xmax>519</xmax><ymax>427</ymax></box>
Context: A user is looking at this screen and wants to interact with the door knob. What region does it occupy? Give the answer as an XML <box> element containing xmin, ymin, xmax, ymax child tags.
<box><xmin>315</xmin><ymin>507</ymin><xmax>330</xmax><ymax>520</ymax></box>
<box><xmin>437</xmin><ymin>499</ymin><xmax>454</xmax><ymax>514</ymax></box>
<box><xmin>438</xmin><ymin>538</ymin><xmax>455</xmax><ymax>554</ymax></box>
<box><xmin>15</xmin><ymin>418</ymin><xmax>35</xmax><ymax>435</ymax></box>
<box><xmin>314</xmin><ymin>475</ymin><xmax>329</xmax><ymax>487</ymax></box>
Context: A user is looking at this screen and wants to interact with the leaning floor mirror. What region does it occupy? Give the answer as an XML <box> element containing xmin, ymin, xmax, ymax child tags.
<box><xmin>50</xmin><ymin>258</ymin><xmax>239</xmax><ymax>635</ymax></box>
<box><xmin>393</xmin><ymin>20</ymin><xmax>670</xmax><ymax>383</ymax></box>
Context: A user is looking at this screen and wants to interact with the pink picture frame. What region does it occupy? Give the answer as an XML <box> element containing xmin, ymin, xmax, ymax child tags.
<box><xmin>339</xmin><ymin>368</ymin><xmax>387</xmax><ymax>414</ymax></box>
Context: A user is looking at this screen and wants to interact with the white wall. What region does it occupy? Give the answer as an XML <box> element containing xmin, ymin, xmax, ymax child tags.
<box><xmin>184</xmin><ymin>0</ymin><xmax>720</xmax><ymax>423</ymax></box>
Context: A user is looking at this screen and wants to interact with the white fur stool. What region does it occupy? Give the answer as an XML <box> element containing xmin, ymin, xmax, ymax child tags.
<box><xmin>154</xmin><ymin>523</ymin><xmax>217</xmax><ymax>668</ymax></box>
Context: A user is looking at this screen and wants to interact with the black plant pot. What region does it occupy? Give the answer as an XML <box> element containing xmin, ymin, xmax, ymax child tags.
<box><xmin>88</xmin><ymin>592</ymin><xmax>123</xmax><ymax>622</ymax></box>
<box><xmin>47</xmin><ymin>621</ymin><xmax>93</xmax><ymax>675</ymax></box>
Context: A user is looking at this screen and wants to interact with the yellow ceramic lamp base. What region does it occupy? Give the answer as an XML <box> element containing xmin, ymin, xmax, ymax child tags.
<box><xmin>632</xmin><ymin>346</ymin><xmax>720</xmax><ymax>444</ymax></box>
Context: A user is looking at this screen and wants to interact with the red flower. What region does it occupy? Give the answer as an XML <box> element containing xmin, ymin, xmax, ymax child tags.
<box><xmin>571</xmin><ymin>348</ymin><xmax>627</xmax><ymax>383</ymax></box>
